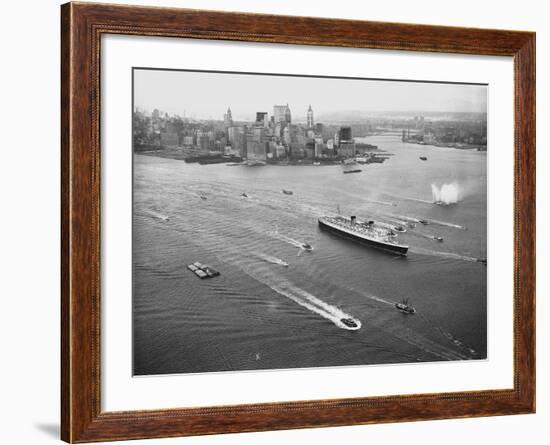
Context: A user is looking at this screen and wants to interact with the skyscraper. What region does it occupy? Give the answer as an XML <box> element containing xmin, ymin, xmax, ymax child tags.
<box><xmin>273</xmin><ymin>104</ymin><xmax>291</xmax><ymax>124</ymax></box>
<box><xmin>307</xmin><ymin>105</ymin><xmax>314</xmax><ymax>129</ymax></box>
<box><xmin>223</xmin><ymin>107</ymin><xmax>233</xmax><ymax>126</ymax></box>
<box><xmin>255</xmin><ymin>112</ymin><xmax>268</xmax><ymax>127</ymax></box>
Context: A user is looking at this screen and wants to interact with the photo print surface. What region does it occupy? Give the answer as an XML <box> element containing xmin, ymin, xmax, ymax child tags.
<box><xmin>132</xmin><ymin>68</ymin><xmax>487</xmax><ymax>376</ymax></box>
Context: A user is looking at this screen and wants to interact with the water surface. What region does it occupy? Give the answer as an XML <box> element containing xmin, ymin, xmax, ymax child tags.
<box><xmin>133</xmin><ymin>135</ymin><xmax>487</xmax><ymax>375</ymax></box>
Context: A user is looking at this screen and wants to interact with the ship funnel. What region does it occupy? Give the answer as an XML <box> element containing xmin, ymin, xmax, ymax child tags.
<box><xmin>350</xmin><ymin>215</ymin><xmax>356</xmax><ymax>225</ymax></box>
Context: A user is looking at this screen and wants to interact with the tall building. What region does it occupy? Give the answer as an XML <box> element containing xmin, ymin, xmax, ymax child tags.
<box><xmin>283</xmin><ymin>126</ymin><xmax>291</xmax><ymax>145</ymax></box>
<box><xmin>255</xmin><ymin>112</ymin><xmax>268</xmax><ymax>127</ymax></box>
<box><xmin>338</xmin><ymin>126</ymin><xmax>355</xmax><ymax>157</ymax></box>
<box><xmin>339</xmin><ymin>126</ymin><xmax>353</xmax><ymax>142</ymax></box>
<box><xmin>285</xmin><ymin>105</ymin><xmax>292</xmax><ymax>124</ymax></box>
<box><xmin>307</xmin><ymin>105</ymin><xmax>314</xmax><ymax>129</ymax></box>
<box><xmin>228</xmin><ymin>126</ymin><xmax>246</xmax><ymax>158</ymax></box>
<box><xmin>223</xmin><ymin>107</ymin><xmax>233</xmax><ymax>126</ymax></box>
<box><xmin>246</xmin><ymin>134</ymin><xmax>267</xmax><ymax>161</ymax></box>
<box><xmin>314</xmin><ymin>137</ymin><xmax>324</xmax><ymax>158</ymax></box>
<box><xmin>273</xmin><ymin>104</ymin><xmax>291</xmax><ymax>124</ymax></box>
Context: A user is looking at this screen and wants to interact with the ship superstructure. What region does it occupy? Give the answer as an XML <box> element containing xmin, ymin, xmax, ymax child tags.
<box><xmin>318</xmin><ymin>215</ymin><xmax>409</xmax><ymax>255</ymax></box>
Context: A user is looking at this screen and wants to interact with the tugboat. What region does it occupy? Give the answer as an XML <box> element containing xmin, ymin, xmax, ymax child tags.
<box><xmin>342</xmin><ymin>159</ymin><xmax>362</xmax><ymax>174</ymax></box>
<box><xmin>395</xmin><ymin>298</ymin><xmax>416</xmax><ymax>314</ymax></box>
<box><xmin>434</xmin><ymin>200</ymin><xmax>455</xmax><ymax>207</ymax></box>
<box><xmin>340</xmin><ymin>318</ymin><xmax>359</xmax><ymax>329</ymax></box>
<box><xmin>301</xmin><ymin>242</ymin><xmax>313</xmax><ymax>251</ymax></box>
<box><xmin>282</xmin><ymin>189</ymin><xmax>294</xmax><ymax>195</ymax></box>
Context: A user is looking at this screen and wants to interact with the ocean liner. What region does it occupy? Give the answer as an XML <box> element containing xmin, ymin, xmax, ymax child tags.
<box><xmin>318</xmin><ymin>215</ymin><xmax>409</xmax><ymax>255</ymax></box>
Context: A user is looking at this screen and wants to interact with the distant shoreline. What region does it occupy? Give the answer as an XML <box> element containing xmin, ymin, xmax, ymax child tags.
<box><xmin>134</xmin><ymin>148</ymin><xmax>391</xmax><ymax>165</ymax></box>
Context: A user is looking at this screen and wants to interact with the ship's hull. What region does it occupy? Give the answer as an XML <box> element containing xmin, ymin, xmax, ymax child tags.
<box><xmin>318</xmin><ymin>218</ymin><xmax>408</xmax><ymax>255</ymax></box>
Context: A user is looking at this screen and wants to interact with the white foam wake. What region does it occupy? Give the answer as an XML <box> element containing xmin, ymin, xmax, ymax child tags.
<box><xmin>256</xmin><ymin>253</ymin><xmax>289</xmax><ymax>267</ymax></box>
<box><xmin>143</xmin><ymin>209</ymin><xmax>170</xmax><ymax>221</ymax></box>
<box><xmin>410</xmin><ymin>247</ymin><xmax>478</xmax><ymax>263</ymax></box>
<box><xmin>270</xmin><ymin>231</ymin><xmax>312</xmax><ymax>250</ymax></box>
<box><xmin>245</xmin><ymin>270</ymin><xmax>361</xmax><ymax>331</ymax></box>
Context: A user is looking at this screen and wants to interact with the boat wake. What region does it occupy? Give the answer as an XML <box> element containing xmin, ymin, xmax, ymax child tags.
<box><xmin>410</xmin><ymin>247</ymin><xmax>479</xmax><ymax>263</ymax></box>
<box><xmin>365</xmin><ymin>198</ymin><xmax>396</xmax><ymax>207</ymax></box>
<box><xmin>256</xmin><ymin>253</ymin><xmax>289</xmax><ymax>267</ymax></box>
<box><xmin>407</xmin><ymin>231</ymin><xmax>444</xmax><ymax>242</ymax></box>
<box><xmin>142</xmin><ymin>209</ymin><xmax>170</xmax><ymax>221</ymax></box>
<box><xmin>395</xmin><ymin>195</ymin><xmax>434</xmax><ymax>205</ymax></box>
<box><xmin>425</xmin><ymin>218</ymin><xmax>466</xmax><ymax>230</ymax></box>
<box><xmin>244</xmin><ymin>270</ymin><xmax>361</xmax><ymax>331</ymax></box>
<box><xmin>384</xmin><ymin>213</ymin><xmax>466</xmax><ymax>230</ymax></box>
<box><xmin>270</xmin><ymin>231</ymin><xmax>313</xmax><ymax>250</ymax></box>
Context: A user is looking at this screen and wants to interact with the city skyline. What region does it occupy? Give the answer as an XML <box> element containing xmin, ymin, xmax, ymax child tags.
<box><xmin>134</xmin><ymin>69</ymin><xmax>487</xmax><ymax>121</ymax></box>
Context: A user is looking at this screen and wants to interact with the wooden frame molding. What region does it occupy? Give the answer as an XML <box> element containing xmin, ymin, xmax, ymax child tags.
<box><xmin>61</xmin><ymin>2</ymin><xmax>535</xmax><ymax>442</ymax></box>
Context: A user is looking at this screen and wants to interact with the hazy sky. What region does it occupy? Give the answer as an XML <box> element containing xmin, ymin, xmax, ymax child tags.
<box><xmin>134</xmin><ymin>69</ymin><xmax>487</xmax><ymax>121</ymax></box>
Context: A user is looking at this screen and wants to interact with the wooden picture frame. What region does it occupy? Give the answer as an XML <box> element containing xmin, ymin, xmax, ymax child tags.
<box><xmin>61</xmin><ymin>2</ymin><xmax>535</xmax><ymax>442</ymax></box>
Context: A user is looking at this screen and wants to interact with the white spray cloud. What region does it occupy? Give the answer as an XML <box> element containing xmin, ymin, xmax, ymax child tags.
<box><xmin>431</xmin><ymin>183</ymin><xmax>461</xmax><ymax>205</ymax></box>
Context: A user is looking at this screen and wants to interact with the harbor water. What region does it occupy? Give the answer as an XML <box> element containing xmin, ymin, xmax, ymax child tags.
<box><xmin>133</xmin><ymin>135</ymin><xmax>487</xmax><ymax>376</ymax></box>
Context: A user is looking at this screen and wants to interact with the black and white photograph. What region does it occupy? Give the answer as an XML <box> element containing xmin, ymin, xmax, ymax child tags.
<box><xmin>132</xmin><ymin>68</ymin><xmax>488</xmax><ymax>376</ymax></box>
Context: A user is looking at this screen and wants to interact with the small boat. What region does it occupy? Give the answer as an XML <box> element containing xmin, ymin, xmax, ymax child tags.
<box><xmin>395</xmin><ymin>298</ymin><xmax>416</xmax><ymax>314</ymax></box>
<box><xmin>313</xmin><ymin>162</ymin><xmax>321</xmax><ymax>166</ymax></box>
<box><xmin>282</xmin><ymin>189</ymin><xmax>293</xmax><ymax>195</ymax></box>
<box><xmin>393</xmin><ymin>225</ymin><xmax>406</xmax><ymax>233</ymax></box>
<box><xmin>477</xmin><ymin>257</ymin><xmax>487</xmax><ymax>265</ymax></box>
<box><xmin>301</xmin><ymin>243</ymin><xmax>313</xmax><ymax>251</ymax></box>
<box><xmin>434</xmin><ymin>236</ymin><xmax>444</xmax><ymax>242</ymax></box>
<box><xmin>343</xmin><ymin>169</ymin><xmax>362</xmax><ymax>174</ymax></box>
<box><xmin>199</xmin><ymin>195</ymin><xmax>207</xmax><ymax>201</ymax></box>
<box><xmin>241</xmin><ymin>192</ymin><xmax>248</xmax><ymax>198</ymax></box>
<box><xmin>419</xmin><ymin>219</ymin><xmax>429</xmax><ymax>225</ymax></box>
<box><xmin>419</xmin><ymin>156</ymin><xmax>428</xmax><ymax>161</ymax></box>
<box><xmin>340</xmin><ymin>318</ymin><xmax>359</xmax><ymax>329</ymax></box>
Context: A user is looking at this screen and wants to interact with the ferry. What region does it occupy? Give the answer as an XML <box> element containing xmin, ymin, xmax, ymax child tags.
<box><xmin>395</xmin><ymin>298</ymin><xmax>416</xmax><ymax>314</ymax></box>
<box><xmin>318</xmin><ymin>215</ymin><xmax>409</xmax><ymax>255</ymax></box>
<box><xmin>343</xmin><ymin>159</ymin><xmax>362</xmax><ymax>174</ymax></box>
